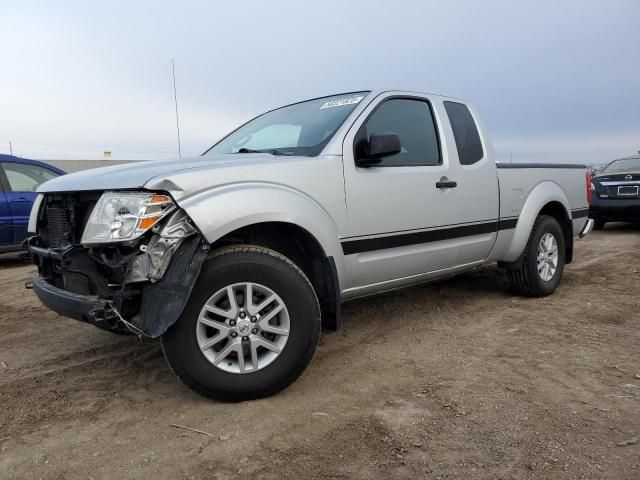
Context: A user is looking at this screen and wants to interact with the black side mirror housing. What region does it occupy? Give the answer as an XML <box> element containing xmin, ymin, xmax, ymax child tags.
<box><xmin>356</xmin><ymin>133</ymin><xmax>401</xmax><ymax>167</ymax></box>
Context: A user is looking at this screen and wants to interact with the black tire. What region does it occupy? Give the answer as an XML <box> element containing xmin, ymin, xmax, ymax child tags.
<box><xmin>593</xmin><ymin>218</ymin><xmax>606</xmax><ymax>230</ymax></box>
<box><xmin>507</xmin><ymin>215</ymin><xmax>566</xmax><ymax>297</ymax></box>
<box><xmin>161</xmin><ymin>245</ymin><xmax>321</xmax><ymax>401</ymax></box>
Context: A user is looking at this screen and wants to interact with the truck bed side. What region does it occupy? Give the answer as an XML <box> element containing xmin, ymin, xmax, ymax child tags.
<box><xmin>488</xmin><ymin>163</ymin><xmax>589</xmax><ymax>264</ymax></box>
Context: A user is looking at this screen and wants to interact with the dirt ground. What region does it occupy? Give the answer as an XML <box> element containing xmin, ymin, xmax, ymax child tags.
<box><xmin>1</xmin><ymin>226</ymin><xmax>639</xmax><ymax>480</ymax></box>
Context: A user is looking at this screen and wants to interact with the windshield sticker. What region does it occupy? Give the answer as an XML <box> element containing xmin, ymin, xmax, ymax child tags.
<box><xmin>320</xmin><ymin>96</ymin><xmax>364</xmax><ymax>109</ymax></box>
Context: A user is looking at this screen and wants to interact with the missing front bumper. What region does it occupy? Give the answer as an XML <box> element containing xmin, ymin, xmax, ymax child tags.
<box><xmin>30</xmin><ymin>235</ymin><xmax>209</xmax><ymax>337</ymax></box>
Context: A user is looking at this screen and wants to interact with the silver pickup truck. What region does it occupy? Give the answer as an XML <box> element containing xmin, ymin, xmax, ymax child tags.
<box><xmin>27</xmin><ymin>90</ymin><xmax>593</xmax><ymax>400</ymax></box>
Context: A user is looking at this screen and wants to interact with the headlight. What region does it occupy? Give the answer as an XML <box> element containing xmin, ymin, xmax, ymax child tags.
<box><xmin>81</xmin><ymin>192</ymin><xmax>175</xmax><ymax>244</ymax></box>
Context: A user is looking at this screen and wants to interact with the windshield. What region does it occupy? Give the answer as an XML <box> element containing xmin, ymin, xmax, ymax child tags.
<box><xmin>600</xmin><ymin>158</ymin><xmax>640</xmax><ymax>175</ymax></box>
<box><xmin>204</xmin><ymin>92</ymin><xmax>369</xmax><ymax>157</ymax></box>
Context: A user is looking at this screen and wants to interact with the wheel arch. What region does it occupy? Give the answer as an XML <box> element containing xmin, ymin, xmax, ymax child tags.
<box><xmin>501</xmin><ymin>181</ymin><xmax>574</xmax><ymax>264</ymax></box>
<box><xmin>538</xmin><ymin>201</ymin><xmax>574</xmax><ymax>263</ymax></box>
<box><xmin>208</xmin><ymin>221</ymin><xmax>342</xmax><ymax>330</ymax></box>
<box><xmin>176</xmin><ymin>184</ymin><xmax>345</xmax><ymax>330</ymax></box>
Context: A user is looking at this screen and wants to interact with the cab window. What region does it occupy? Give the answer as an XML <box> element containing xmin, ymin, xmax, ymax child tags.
<box><xmin>354</xmin><ymin>98</ymin><xmax>441</xmax><ymax>167</ymax></box>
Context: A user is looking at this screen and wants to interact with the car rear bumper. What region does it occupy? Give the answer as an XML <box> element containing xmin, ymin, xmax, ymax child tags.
<box><xmin>579</xmin><ymin>218</ymin><xmax>594</xmax><ymax>238</ymax></box>
<box><xmin>589</xmin><ymin>197</ymin><xmax>640</xmax><ymax>223</ymax></box>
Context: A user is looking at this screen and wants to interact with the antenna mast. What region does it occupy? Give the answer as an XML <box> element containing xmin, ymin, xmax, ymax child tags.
<box><xmin>171</xmin><ymin>59</ymin><xmax>182</xmax><ymax>158</ymax></box>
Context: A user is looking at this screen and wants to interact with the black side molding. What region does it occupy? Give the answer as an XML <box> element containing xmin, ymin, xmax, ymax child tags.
<box><xmin>497</xmin><ymin>217</ymin><xmax>518</xmax><ymax>230</ymax></box>
<box><xmin>341</xmin><ymin>219</ymin><xmax>518</xmax><ymax>255</ymax></box>
<box><xmin>571</xmin><ymin>208</ymin><xmax>589</xmax><ymax>218</ymax></box>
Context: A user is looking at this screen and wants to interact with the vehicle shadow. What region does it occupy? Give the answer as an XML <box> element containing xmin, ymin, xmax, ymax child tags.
<box><xmin>342</xmin><ymin>264</ymin><xmax>509</xmax><ymax>319</ymax></box>
<box><xmin>0</xmin><ymin>252</ymin><xmax>30</xmax><ymax>268</ymax></box>
<box><xmin>599</xmin><ymin>222</ymin><xmax>640</xmax><ymax>234</ymax></box>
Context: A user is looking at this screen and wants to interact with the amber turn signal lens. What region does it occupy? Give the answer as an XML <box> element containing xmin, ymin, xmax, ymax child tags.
<box><xmin>139</xmin><ymin>216</ymin><xmax>161</xmax><ymax>230</ymax></box>
<box><xmin>148</xmin><ymin>194</ymin><xmax>172</xmax><ymax>205</ymax></box>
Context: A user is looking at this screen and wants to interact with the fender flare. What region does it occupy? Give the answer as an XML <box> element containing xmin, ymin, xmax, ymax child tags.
<box><xmin>175</xmin><ymin>182</ymin><xmax>346</xmax><ymax>286</ymax></box>
<box><xmin>502</xmin><ymin>181</ymin><xmax>572</xmax><ymax>263</ymax></box>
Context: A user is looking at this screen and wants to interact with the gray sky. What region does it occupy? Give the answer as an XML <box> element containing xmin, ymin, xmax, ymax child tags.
<box><xmin>1</xmin><ymin>0</ymin><xmax>639</xmax><ymax>164</ymax></box>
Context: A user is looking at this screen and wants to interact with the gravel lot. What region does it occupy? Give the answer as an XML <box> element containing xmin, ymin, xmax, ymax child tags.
<box><xmin>1</xmin><ymin>226</ymin><xmax>639</xmax><ymax>479</ymax></box>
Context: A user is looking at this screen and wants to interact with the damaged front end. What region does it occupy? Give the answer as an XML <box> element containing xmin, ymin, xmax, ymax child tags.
<box><xmin>28</xmin><ymin>191</ymin><xmax>208</xmax><ymax>337</ymax></box>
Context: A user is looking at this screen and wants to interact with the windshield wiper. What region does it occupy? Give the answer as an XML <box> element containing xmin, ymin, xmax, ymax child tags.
<box><xmin>234</xmin><ymin>148</ymin><xmax>293</xmax><ymax>156</ymax></box>
<box><xmin>236</xmin><ymin>148</ymin><xmax>264</xmax><ymax>153</ymax></box>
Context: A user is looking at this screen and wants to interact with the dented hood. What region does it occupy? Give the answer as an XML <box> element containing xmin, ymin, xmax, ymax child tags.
<box><xmin>37</xmin><ymin>154</ymin><xmax>277</xmax><ymax>194</ymax></box>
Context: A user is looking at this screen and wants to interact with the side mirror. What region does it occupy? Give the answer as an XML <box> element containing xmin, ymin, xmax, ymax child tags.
<box><xmin>370</xmin><ymin>133</ymin><xmax>401</xmax><ymax>159</ymax></box>
<box><xmin>356</xmin><ymin>133</ymin><xmax>401</xmax><ymax>167</ymax></box>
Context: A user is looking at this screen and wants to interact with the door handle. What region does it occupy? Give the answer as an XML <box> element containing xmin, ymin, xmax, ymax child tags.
<box><xmin>11</xmin><ymin>197</ymin><xmax>30</xmax><ymax>202</ymax></box>
<box><xmin>436</xmin><ymin>179</ymin><xmax>457</xmax><ymax>189</ymax></box>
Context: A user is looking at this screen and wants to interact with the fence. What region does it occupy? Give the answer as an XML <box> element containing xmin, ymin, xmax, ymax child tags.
<box><xmin>44</xmin><ymin>159</ymin><xmax>141</xmax><ymax>173</ymax></box>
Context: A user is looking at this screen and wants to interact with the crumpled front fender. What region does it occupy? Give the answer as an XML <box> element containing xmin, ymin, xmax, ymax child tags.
<box><xmin>174</xmin><ymin>182</ymin><xmax>346</xmax><ymax>287</ymax></box>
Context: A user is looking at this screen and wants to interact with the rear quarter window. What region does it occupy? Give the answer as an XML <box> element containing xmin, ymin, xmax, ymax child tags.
<box><xmin>443</xmin><ymin>101</ymin><xmax>484</xmax><ymax>166</ymax></box>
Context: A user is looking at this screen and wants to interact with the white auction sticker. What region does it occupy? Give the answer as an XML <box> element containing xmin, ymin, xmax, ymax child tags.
<box><xmin>320</xmin><ymin>96</ymin><xmax>364</xmax><ymax>109</ymax></box>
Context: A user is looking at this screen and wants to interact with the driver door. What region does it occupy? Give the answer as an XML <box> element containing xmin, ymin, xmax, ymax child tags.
<box><xmin>341</xmin><ymin>94</ymin><xmax>461</xmax><ymax>291</ymax></box>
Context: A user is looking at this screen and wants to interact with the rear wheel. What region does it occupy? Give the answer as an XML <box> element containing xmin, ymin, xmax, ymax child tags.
<box><xmin>507</xmin><ymin>215</ymin><xmax>566</xmax><ymax>297</ymax></box>
<box><xmin>593</xmin><ymin>218</ymin><xmax>606</xmax><ymax>230</ymax></box>
<box><xmin>161</xmin><ymin>245</ymin><xmax>321</xmax><ymax>401</ymax></box>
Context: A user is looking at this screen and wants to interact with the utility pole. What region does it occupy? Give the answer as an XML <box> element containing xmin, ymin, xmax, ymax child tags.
<box><xmin>9</xmin><ymin>141</ymin><xmax>13</xmax><ymax>156</ymax></box>
<box><xmin>171</xmin><ymin>59</ymin><xmax>182</xmax><ymax>158</ymax></box>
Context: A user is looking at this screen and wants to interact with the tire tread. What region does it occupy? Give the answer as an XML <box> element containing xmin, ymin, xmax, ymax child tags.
<box><xmin>507</xmin><ymin>215</ymin><xmax>563</xmax><ymax>297</ymax></box>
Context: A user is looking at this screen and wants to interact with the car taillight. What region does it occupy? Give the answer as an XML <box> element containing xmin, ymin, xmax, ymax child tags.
<box><xmin>586</xmin><ymin>171</ymin><xmax>592</xmax><ymax>204</ymax></box>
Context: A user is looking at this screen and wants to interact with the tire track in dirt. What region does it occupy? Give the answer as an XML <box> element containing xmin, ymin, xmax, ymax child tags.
<box><xmin>1</xmin><ymin>229</ymin><xmax>639</xmax><ymax>479</ymax></box>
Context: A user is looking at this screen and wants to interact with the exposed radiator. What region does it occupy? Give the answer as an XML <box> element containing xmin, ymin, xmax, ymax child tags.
<box><xmin>45</xmin><ymin>206</ymin><xmax>72</xmax><ymax>247</ymax></box>
<box><xmin>38</xmin><ymin>192</ymin><xmax>101</xmax><ymax>248</ymax></box>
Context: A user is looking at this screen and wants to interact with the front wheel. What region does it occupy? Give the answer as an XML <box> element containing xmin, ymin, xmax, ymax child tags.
<box><xmin>507</xmin><ymin>215</ymin><xmax>566</xmax><ymax>297</ymax></box>
<box><xmin>161</xmin><ymin>246</ymin><xmax>321</xmax><ymax>401</ymax></box>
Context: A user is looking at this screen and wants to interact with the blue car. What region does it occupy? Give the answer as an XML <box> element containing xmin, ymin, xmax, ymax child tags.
<box><xmin>0</xmin><ymin>154</ymin><xmax>65</xmax><ymax>252</ymax></box>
